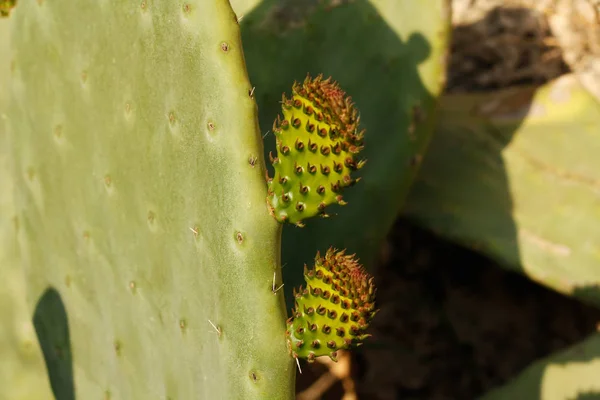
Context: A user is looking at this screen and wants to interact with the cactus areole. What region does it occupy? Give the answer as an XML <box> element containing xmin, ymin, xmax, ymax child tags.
<box><xmin>266</xmin><ymin>75</ymin><xmax>365</xmax><ymax>227</ymax></box>
<box><xmin>286</xmin><ymin>248</ymin><xmax>377</xmax><ymax>362</ymax></box>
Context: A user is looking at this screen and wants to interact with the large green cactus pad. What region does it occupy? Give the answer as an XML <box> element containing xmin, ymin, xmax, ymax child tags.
<box><xmin>237</xmin><ymin>0</ymin><xmax>450</xmax><ymax>297</ymax></box>
<box><xmin>5</xmin><ymin>0</ymin><xmax>293</xmax><ymax>398</ymax></box>
<box><xmin>403</xmin><ymin>74</ymin><xmax>600</xmax><ymax>307</ymax></box>
<box><xmin>480</xmin><ymin>332</ymin><xmax>600</xmax><ymax>400</ymax></box>
<box><xmin>0</xmin><ymin>19</ymin><xmax>55</xmax><ymax>400</ymax></box>
<box><xmin>0</xmin><ymin>157</ymin><xmax>55</xmax><ymax>400</ymax></box>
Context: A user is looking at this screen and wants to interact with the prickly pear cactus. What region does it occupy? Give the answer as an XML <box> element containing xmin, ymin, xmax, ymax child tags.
<box><xmin>0</xmin><ymin>18</ymin><xmax>55</xmax><ymax>399</ymax></box>
<box><xmin>238</xmin><ymin>0</ymin><xmax>451</xmax><ymax>290</ymax></box>
<box><xmin>267</xmin><ymin>75</ymin><xmax>365</xmax><ymax>226</ymax></box>
<box><xmin>286</xmin><ymin>248</ymin><xmax>376</xmax><ymax>362</ymax></box>
<box><xmin>0</xmin><ymin>0</ymin><xmax>15</xmax><ymax>16</ymax></box>
<box><xmin>0</xmin><ymin>158</ymin><xmax>55</xmax><ymax>400</ymax></box>
<box><xmin>403</xmin><ymin>74</ymin><xmax>600</xmax><ymax>308</ymax></box>
<box><xmin>480</xmin><ymin>332</ymin><xmax>600</xmax><ymax>400</ymax></box>
<box><xmin>4</xmin><ymin>0</ymin><xmax>293</xmax><ymax>398</ymax></box>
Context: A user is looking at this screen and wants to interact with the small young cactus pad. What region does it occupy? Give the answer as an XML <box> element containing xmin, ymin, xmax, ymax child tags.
<box><xmin>0</xmin><ymin>0</ymin><xmax>16</xmax><ymax>16</ymax></box>
<box><xmin>266</xmin><ymin>75</ymin><xmax>365</xmax><ymax>226</ymax></box>
<box><xmin>286</xmin><ymin>248</ymin><xmax>377</xmax><ymax>362</ymax></box>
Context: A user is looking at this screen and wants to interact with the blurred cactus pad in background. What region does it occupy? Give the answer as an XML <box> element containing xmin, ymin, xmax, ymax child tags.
<box><xmin>3</xmin><ymin>0</ymin><xmax>600</xmax><ymax>399</ymax></box>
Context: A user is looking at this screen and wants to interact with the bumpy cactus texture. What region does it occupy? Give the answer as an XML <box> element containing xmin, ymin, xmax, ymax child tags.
<box><xmin>286</xmin><ymin>248</ymin><xmax>376</xmax><ymax>362</ymax></box>
<box><xmin>480</xmin><ymin>333</ymin><xmax>600</xmax><ymax>400</ymax></box>
<box><xmin>238</xmin><ymin>0</ymin><xmax>451</xmax><ymax>295</ymax></box>
<box><xmin>0</xmin><ymin>160</ymin><xmax>55</xmax><ymax>400</ymax></box>
<box><xmin>0</xmin><ymin>19</ymin><xmax>55</xmax><ymax>400</ymax></box>
<box><xmin>403</xmin><ymin>74</ymin><xmax>600</xmax><ymax>307</ymax></box>
<box><xmin>267</xmin><ymin>75</ymin><xmax>364</xmax><ymax>226</ymax></box>
<box><xmin>4</xmin><ymin>0</ymin><xmax>293</xmax><ymax>398</ymax></box>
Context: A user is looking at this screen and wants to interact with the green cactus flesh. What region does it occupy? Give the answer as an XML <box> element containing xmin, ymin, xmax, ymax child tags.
<box><xmin>286</xmin><ymin>248</ymin><xmax>376</xmax><ymax>362</ymax></box>
<box><xmin>480</xmin><ymin>333</ymin><xmax>600</xmax><ymax>400</ymax></box>
<box><xmin>403</xmin><ymin>74</ymin><xmax>600</xmax><ymax>307</ymax></box>
<box><xmin>4</xmin><ymin>0</ymin><xmax>294</xmax><ymax>398</ymax></box>
<box><xmin>266</xmin><ymin>75</ymin><xmax>365</xmax><ymax>226</ymax></box>
<box><xmin>238</xmin><ymin>0</ymin><xmax>451</xmax><ymax>286</ymax></box>
<box><xmin>0</xmin><ymin>18</ymin><xmax>55</xmax><ymax>400</ymax></box>
<box><xmin>0</xmin><ymin>156</ymin><xmax>55</xmax><ymax>400</ymax></box>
